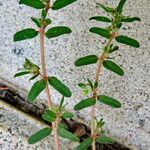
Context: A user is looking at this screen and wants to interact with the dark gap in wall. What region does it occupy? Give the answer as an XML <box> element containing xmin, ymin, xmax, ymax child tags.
<box><xmin>0</xmin><ymin>82</ymin><xmax>130</xmax><ymax>150</ymax></box>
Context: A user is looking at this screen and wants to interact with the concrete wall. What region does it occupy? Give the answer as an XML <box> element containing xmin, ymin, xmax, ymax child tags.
<box><xmin>0</xmin><ymin>0</ymin><xmax>149</xmax><ymax>149</ymax></box>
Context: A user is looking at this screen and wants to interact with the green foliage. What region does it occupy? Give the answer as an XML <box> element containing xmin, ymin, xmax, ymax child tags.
<box><xmin>121</xmin><ymin>17</ymin><xmax>141</xmax><ymax>22</ymax></box>
<box><xmin>23</xmin><ymin>58</ymin><xmax>40</xmax><ymax>73</ymax></box>
<box><xmin>89</xmin><ymin>16</ymin><xmax>112</xmax><ymax>22</ymax></box>
<box><xmin>78</xmin><ymin>83</ymin><xmax>92</xmax><ymax>96</ymax></box>
<box><xmin>28</xmin><ymin>80</ymin><xmax>46</xmax><ymax>103</ymax></box>
<box><xmin>97</xmin><ymin>95</ymin><xmax>121</xmax><ymax>108</ymax></box>
<box><xmin>52</xmin><ymin>0</ymin><xmax>77</xmax><ymax>10</ymax></box>
<box><xmin>75</xmin><ymin>55</ymin><xmax>98</xmax><ymax>67</ymax></box>
<box><xmin>19</xmin><ymin>0</ymin><xmax>45</xmax><ymax>9</ymax></box>
<box><xmin>15</xmin><ymin>58</ymin><xmax>40</xmax><ymax>80</ymax></box>
<box><xmin>45</xmin><ymin>26</ymin><xmax>72</xmax><ymax>38</ymax></box>
<box><xmin>14</xmin><ymin>71</ymin><xmax>30</xmax><ymax>77</ymax></box>
<box><xmin>89</xmin><ymin>27</ymin><xmax>111</xmax><ymax>39</ymax></box>
<box><xmin>96</xmin><ymin>135</ymin><xmax>115</xmax><ymax>144</ymax></box>
<box><xmin>28</xmin><ymin>127</ymin><xmax>52</xmax><ymax>144</ymax></box>
<box><xmin>115</xmin><ymin>35</ymin><xmax>140</xmax><ymax>48</ymax></box>
<box><xmin>14</xmin><ymin>28</ymin><xmax>38</xmax><ymax>42</ymax></box>
<box><xmin>115</xmin><ymin>0</ymin><xmax>127</xmax><ymax>14</ymax></box>
<box><xmin>74</xmin><ymin>98</ymin><xmax>96</xmax><ymax>110</ymax></box>
<box><xmin>61</xmin><ymin>112</ymin><xmax>74</xmax><ymax>119</ymax></box>
<box><xmin>103</xmin><ymin>60</ymin><xmax>124</xmax><ymax>76</ymax></box>
<box><xmin>42</xmin><ymin>109</ymin><xmax>57</xmax><ymax>122</ymax></box>
<box><xmin>75</xmin><ymin>137</ymin><xmax>93</xmax><ymax>150</ymax></box>
<box><xmin>31</xmin><ymin>17</ymin><xmax>41</xmax><ymax>27</ymax></box>
<box><xmin>48</xmin><ymin>76</ymin><xmax>72</xmax><ymax>97</ymax></box>
<box><xmin>58</xmin><ymin>128</ymin><xmax>79</xmax><ymax>142</ymax></box>
<box><xmin>96</xmin><ymin>3</ymin><xmax>114</xmax><ymax>13</ymax></box>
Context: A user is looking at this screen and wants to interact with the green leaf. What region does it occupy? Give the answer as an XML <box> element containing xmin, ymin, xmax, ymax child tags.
<box><xmin>29</xmin><ymin>74</ymin><xmax>39</xmax><ymax>81</ymax></box>
<box><xmin>76</xmin><ymin>137</ymin><xmax>93</xmax><ymax>150</ymax></box>
<box><xmin>115</xmin><ymin>35</ymin><xmax>140</xmax><ymax>48</ymax></box>
<box><xmin>97</xmin><ymin>95</ymin><xmax>121</xmax><ymax>108</ymax></box>
<box><xmin>59</xmin><ymin>96</ymin><xmax>65</xmax><ymax>110</ymax></box>
<box><xmin>89</xmin><ymin>27</ymin><xmax>111</xmax><ymax>39</ymax></box>
<box><xmin>31</xmin><ymin>17</ymin><xmax>41</xmax><ymax>28</ymax></box>
<box><xmin>45</xmin><ymin>26</ymin><xmax>71</xmax><ymax>38</ymax></box>
<box><xmin>28</xmin><ymin>127</ymin><xmax>52</xmax><ymax>144</ymax></box>
<box><xmin>41</xmin><ymin>9</ymin><xmax>47</xmax><ymax>19</ymax></box>
<box><xmin>52</xmin><ymin>0</ymin><xmax>77</xmax><ymax>10</ymax></box>
<box><xmin>115</xmin><ymin>0</ymin><xmax>127</xmax><ymax>14</ymax></box>
<box><xmin>14</xmin><ymin>28</ymin><xmax>38</xmax><ymax>42</ymax></box>
<box><xmin>62</xmin><ymin>112</ymin><xmax>74</xmax><ymax>119</ymax></box>
<box><xmin>14</xmin><ymin>71</ymin><xmax>30</xmax><ymax>77</ymax></box>
<box><xmin>74</xmin><ymin>98</ymin><xmax>96</xmax><ymax>111</ymax></box>
<box><xmin>121</xmin><ymin>17</ymin><xmax>141</xmax><ymax>22</ymax></box>
<box><xmin>90</xmin><ymin>16</ymin><xmax>111</xmax><ymax>22</ymax></box>
<box><xmin>23</xmin><ymin>58</ymin><xmax>40</xmax><ymax>71</ymax></box>
<box><xmin>75</xmin><ymin>55</ymin><xmax>98</xmax><ymax>67</ymax></box>
<box><xmin>28</xmin><ymin>80</ymin><xmax>46</xmax><ymax>103</ymax></box>
<box><xmin>96</xmin><ymin>135</ymin><xmax>115</xmax><ymax>144</ymax></box>
<box><xmin>19</xmin><ymin>0</ymin><xmax>45</xmax><ymax>9</ymax></box>
<box><xmin>48</xmin><ymin>77</ymin><xmax>72</xmax><ymax>97</ymax></box>
<box><xmin>45</xmin><ymin>18</ymin><xmax>52</xmax><ymax>25</ymax></box>
<box><xmin>103</xmin><ymin>60</ymin><xmax>124</xmax><ymax>76</ymax></box>
<box><xmin>42</xmin><ymin>109</ymin><xmax>57</xmax><ymax>122</ymax></box>
<box><xmin>96</xmin><ymin>3</ymin><xmax>114</xmax><ymax>13</ymax></box>
<box><xmin>58</xmin><ymin>128</ymin><xmax>79</xmax><ymax>142</ymax></box>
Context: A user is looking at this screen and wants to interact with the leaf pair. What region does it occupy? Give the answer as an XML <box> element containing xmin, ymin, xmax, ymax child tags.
<box><xmin>28</xmin><ymin>126</ymin><xmax>79</xmax><ymax>144</ymax></box>
<box><xmin>19</xmin><ymin>0</ymin><xmax>77</xmax><ymax>10</ymax></box>
<box><xmin>89</xmin><ymin>27</ymin><xmax>140</xmax><ymax>48</ymax></box>
<box><xmin>75</xmin><ymin>55</ymin><xmax>124</xmax><ymax>76</ymax></box>
<box><xmin>74</xmin><ymin>95</ymin><xmax>121</xmax><ymax>111</ymax></box>
<box><xmin>14</xmin><ymin>26</ymin><xmax>72</xmax><ymax>42</ymax></box>
<box><xmin>27</xmin><ymin>76</ymin><xmax>72</xmax><ymax>103</ymax></box>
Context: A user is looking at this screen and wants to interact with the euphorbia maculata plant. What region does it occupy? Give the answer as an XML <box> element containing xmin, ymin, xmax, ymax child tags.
<box><xmin>14</xmin><ymin>0</ymin><xmax>79</xmax><ymax>150</ymax></box>
<box><xmin>74</xmin><ymin>0</ymin><xmax>140</xmax><ymax>150</ymax></box>
<box><xmin>13</xmin><ymin>0</ymin><xmax>140</xmax><ymax>150</ymax></box>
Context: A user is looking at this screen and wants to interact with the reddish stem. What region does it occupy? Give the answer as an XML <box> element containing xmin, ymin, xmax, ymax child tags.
<box><xmin>90</xmin><ymin>32</ymin><xmax>116</xmax><ymax>150</ymax></box>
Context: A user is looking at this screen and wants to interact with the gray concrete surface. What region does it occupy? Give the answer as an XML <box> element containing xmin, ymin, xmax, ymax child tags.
<box><xmin>0</xmin><ymin>0</ymin><xmax>150</xmax><ymax>149</ymax></box>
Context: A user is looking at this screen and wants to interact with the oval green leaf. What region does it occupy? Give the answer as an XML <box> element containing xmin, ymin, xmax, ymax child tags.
<box><xmin>115</xmin><ymin>35</ymin><xmax>140</xmax><ymax>48</ymax></box>
<box><xmin>103</xmin><ymin>60</ymin><xmax>124</xmax><ymax>76</ymax></box>
<box><xmin>96</xmin><ymin>135</ymin><xmax>115</xmax><ymax>144</ymax></box>
<box><xmin>115</xmin><ymin>0</ymin><xmax>127</xmax><ymax>14</ymax></box>
<box><xmin>48</xmin><ymin>76</ymin><xmax>72</xmax><ymax>97</ymax></box>
<box><xmin>97</xmin><ymin>95</ymin><xmax>121</xmax><ymax>108</ymax></box>
<box><xmin>45</xmin><ymin>26</ymin><xmax>71</xmax><ymax>38</ymax></box>
<box><xmin>58</xmin><ymin>128</ymin><xmax>79</xmax><ymax>142</ymax></box>
<box><xmin>14</xmin><ymin>71</ymin><xmax>30</xmax><ymax>77</ymax></box>
<box><xmin>121</xmin><ymin>17</ymin><xmax>141</xmax><ymax>22</ymax></box>
<box><xmin>74</xmin><ymin>98</ymin><xmax>96</xmax><ymax>111</ymax></box>
<box><xmin>90</xmin><ymin>16</ymin><xmax>112</xmax><ymax>22</ymax></box>
<box><xmin>75</xmin><ymin>55</ymin><xmax>98</xmax><ymax>67</ymax></box>
<box><xmin>42</xmin><ymin>109</ymin><xmax>57</xmax><ymax>122</ymax></box>
<box><xmin>52</xmin><ymin>0</ymin><xmax>77</xmax><ymax>10</ymax></box>
<box><xmin>14</xmin><ymin>28</ymin><xmax>38</xmax><ymax>42</ymax></box>
<box><xmin>89</xmin><ymin>27</ymin><xmax>111</xmax><ymax>39</ymax></box>
<box><xmin>28</xmin><ymin>80</ymin><xmax>46</xmax><ymax>103</ymax></box>
<box><xmin>19</xmin><ymin>0</ymin><xmax>45</xmax><ymax>9</ymax></box>
<box><xmin>28</xmin><ymin>127</ymin><xmax>52</xmax><ymax>144</ymax></box>
<box><xmin>61</xmin><ymin>112</ymin><xmax>74</xmax><ymax>119</ymax></box>
<box><xmin>31</xmin><ymin>17</ymin><xmax>41</xmax><ymax>27</ymax></box>
<box><xmin>76</xmin><ymin>137</ymin><xmax>93</xmax><ymax>150</ymax></box>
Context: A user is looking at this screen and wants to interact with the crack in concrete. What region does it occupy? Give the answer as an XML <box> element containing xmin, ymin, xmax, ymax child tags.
<box><xmin>0</xmin><ymin>82</ymin><xmax>130</xmax><ymax>150</ymax></box>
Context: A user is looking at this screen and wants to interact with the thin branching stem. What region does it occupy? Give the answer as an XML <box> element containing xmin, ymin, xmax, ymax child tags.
<box><xmin>39</xmin><ymin>1</ymin><xmax>60</xmax><ymax>149</ymax></box>
<box><xmin>90</xmin><ymin>32</ymin><xmax>116</xmax><ymax>150</ymax></box>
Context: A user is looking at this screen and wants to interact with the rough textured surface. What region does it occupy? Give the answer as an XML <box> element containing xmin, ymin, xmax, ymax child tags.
<box><xmin>0</xmin><ymin>0</ymin><xmax>150</xmax><ymax>150</ymax></box>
